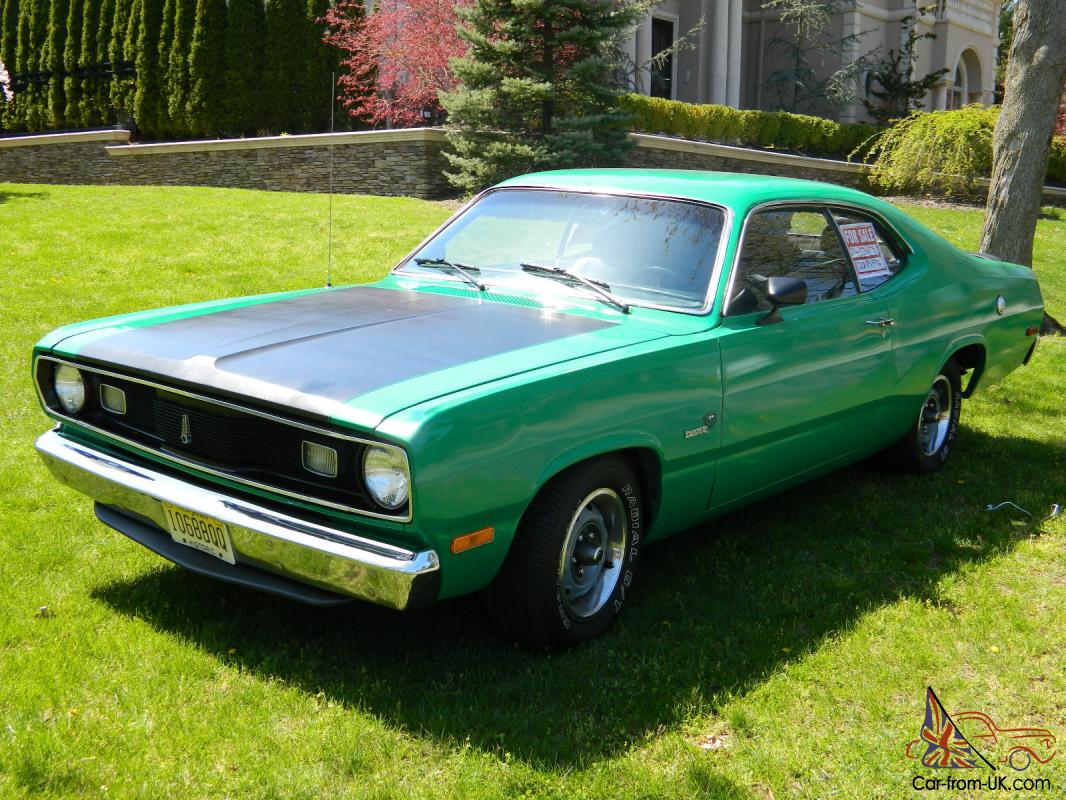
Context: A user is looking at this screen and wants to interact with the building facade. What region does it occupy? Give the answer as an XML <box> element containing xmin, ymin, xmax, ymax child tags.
<box><xmin>624</xmin><ymin>0</ymin><xmax>1000</xmax><ymax>122</ymax></box>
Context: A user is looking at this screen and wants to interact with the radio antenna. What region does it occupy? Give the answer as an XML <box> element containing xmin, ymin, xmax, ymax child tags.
<box><xmin>326</xmin><ymin>72</ymin><xmax>335</xmax><ymax>288</ymax></box>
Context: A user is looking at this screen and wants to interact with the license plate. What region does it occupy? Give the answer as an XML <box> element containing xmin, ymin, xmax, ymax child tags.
<box><xmin>161</xmin><ymin>502</ymin><xmax>235</xmax><ymax>564</ymax></box>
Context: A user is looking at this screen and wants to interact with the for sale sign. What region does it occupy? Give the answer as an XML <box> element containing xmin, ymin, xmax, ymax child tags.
<box><xmin>839</xmin><ymin>221</ymin><xmax>891</xmax><ymax>279</ymax></box>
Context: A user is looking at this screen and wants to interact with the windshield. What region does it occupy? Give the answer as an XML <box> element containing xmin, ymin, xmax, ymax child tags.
<box><xmin>397</xmin><ymin>189</ymin><xmax>727</xmax><ymax>311</ymax></box>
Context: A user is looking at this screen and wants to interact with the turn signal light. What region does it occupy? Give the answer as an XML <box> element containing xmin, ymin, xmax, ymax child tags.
<box><xmin>451</xmin><ymin>527</ymin><xmax>494</xmax><ymax>554</ymax></box>
<box><xmin>1026</xmin><ymin>325</ymin><xmax>1040</xmax><ymax>337</ymax></box>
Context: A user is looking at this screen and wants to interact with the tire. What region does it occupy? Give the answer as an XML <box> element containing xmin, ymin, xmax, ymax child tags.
<box><xmin>893</xmin><ymin>359</ymin><xmax>962</xmax><ymax>474</ymax></box>
<box><xmin>485</xmin><ymin>457</ymin><xmax>643</xmax><ymax>650</ymax></box>
<box><xmin>1008</xmin><ymin>749</ymin><xmax>1032</xmax><ymax>771</ymax></box>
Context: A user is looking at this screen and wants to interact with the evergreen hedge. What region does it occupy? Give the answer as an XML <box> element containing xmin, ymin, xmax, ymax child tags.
<box><xmin>0</xmin><ymin>0</ymin><xmax>335</xmax><ymax>137</ymax></box>
<box><xmin>620</xmin><ymin>93</ymin><xmax>880</xmax><ymax>161</ymax></box>
<box><xmin>622</xmin><ymin>94</ymin><xmax>1066</xmax><ymax>188</ymax></box>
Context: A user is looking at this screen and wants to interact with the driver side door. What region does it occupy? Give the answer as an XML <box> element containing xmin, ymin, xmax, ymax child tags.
<box><xmin>709</xmin><ymin>204</ymin><xmax>897</xmax><ymax>513</ymax></box>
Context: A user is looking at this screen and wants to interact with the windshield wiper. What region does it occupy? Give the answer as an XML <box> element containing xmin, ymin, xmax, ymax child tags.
<box><xmin>413</xmin><ymin>257</ymin><xmax>486</xmax><ymax>291</ymax></box>
<box><xmin>520</xmin><ymin>263</ymin><xmax>630</xmax><ymax>314</ymax></box>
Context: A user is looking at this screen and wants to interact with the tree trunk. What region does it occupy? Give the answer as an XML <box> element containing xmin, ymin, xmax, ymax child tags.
<box><xmin>979</xmin><ymin>0</ymin><xmax>1066</xmax><ymax>333</ymax></box>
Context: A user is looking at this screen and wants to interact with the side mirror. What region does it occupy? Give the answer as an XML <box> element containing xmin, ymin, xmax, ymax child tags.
<box><xmin>757</xmin><ymin>276</ymin><xmax>807</xmax><ymax>326</ymax></box>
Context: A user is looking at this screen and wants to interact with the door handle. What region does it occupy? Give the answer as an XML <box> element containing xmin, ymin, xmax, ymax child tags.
<box><xmin>865</xmin><ymin>317</ymin><xmax>894</xmax><ymax>337</ymax></box>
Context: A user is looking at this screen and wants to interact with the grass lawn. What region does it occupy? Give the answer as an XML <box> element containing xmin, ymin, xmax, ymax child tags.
<box><xmin>1</xmin><ymin>183</ymin><xmax>1064</xmax><ymax>799</ymax></box>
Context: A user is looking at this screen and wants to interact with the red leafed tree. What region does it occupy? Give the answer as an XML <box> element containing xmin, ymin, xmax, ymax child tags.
<box><xmin>1057</xmin><ymin>83</ymin><xmax>1065</xmax><ymax>135</ymax></box>
<box><xmin>323</xmin><ymin>0</ymin><xmax>468</xmax><ymax>127</ymax></box>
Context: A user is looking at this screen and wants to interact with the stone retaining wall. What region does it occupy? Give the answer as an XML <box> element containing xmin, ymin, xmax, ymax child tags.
<box><xmin>627</xmin><ymin>133</ymin><xmax>873</xmax><ymax>191</ymax></box>
<box><xmin>0</xmin><ymin>128</ymin><xmax>453</xmax><ymax>199</ymax></box>
<box><xmin>2</xmin><ymin>126</ymin><xmax>1064</xmax><ymax>206</ymax></box>
<box><xmin>627</xmin><ymin>133</ymin><xmax>1066</xmax><ymax>207</ymax></box>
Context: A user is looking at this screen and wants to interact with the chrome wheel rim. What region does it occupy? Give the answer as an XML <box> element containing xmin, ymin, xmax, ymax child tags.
<box><xmin>558</xmin><ymin>488</ymin><xmax>628</xmax><ymax>619</ymax></box>
<box><xmin>918</xmin><ymin>375</ymin><xmax>953</xmax><ymax>456</ymax></box>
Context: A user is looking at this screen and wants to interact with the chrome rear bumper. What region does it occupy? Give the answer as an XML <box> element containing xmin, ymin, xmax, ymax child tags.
<box><xmin>36</xmin><ymin>429</ymin><xmax>440</xmax><ymax>610</ymax></box>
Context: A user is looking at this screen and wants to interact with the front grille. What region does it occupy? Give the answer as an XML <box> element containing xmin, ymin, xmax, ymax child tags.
<box><xmin>37</xmin><ymin>359</ymin><xmax>396</xmax><ymax>516</ymax></box>
<box><xmin>154</xmin><ymin>396</ymin><xmax>265</xmax><ymax>463</ymax></box>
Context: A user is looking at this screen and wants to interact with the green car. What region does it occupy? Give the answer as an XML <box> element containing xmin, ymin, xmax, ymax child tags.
<box><xmin>32</xmin><ymin>170</ymin><xmax>1043</xmax><ymax>649</ymax></box>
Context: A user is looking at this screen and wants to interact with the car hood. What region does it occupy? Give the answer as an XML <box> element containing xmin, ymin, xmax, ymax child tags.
<box><xmin>47</xmin><ymin>283</ymin><xmax>685</xmax><ymax>430</ymax></box>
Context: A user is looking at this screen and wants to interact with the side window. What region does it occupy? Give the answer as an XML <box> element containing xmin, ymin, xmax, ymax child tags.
<box><xmin>728</xmin><ymin>207</ymin><xmax>857</xmax><ymax>314</ymax></box>
<box><xmin>831</xmin><ymin>210</ymin><xmax>904</xmax><ymax>292</ymax></box>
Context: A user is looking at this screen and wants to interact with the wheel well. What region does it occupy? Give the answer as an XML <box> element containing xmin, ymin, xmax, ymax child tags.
<box><xmin>950</xmin><ymin>343</ymin><xmax>986</xmax><ymax>396</ymax></box>
<box><xmin>533</xmin><ymin>448</ymin><xmax>662</xmax><ymax>530</ymax></box>
<box><xmin>621</xmin><ymin>447</ymin><xmax>662</xmax><ymax>528</ymax></box>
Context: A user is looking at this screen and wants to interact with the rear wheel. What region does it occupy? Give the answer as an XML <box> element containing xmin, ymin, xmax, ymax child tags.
<box><xmin>1008</xmin><ymin>749</ymin><xmax>1033</xmax><ymax>771</ymax></box>
<box><xmin>893</xmin><ymin>360</ymin><xmax>962</xmax><ymax>473</ymax></box>
<box><xmin>485</xmin><ymin>457</ymin><xmax>643</xmax><ymax>650</ymax></box>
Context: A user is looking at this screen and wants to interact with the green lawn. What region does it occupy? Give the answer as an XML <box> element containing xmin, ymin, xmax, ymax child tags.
<box><xmin>1</xmin><ymin>183</ymin><xmax>1064</xmax><ymax>799</ymax></box>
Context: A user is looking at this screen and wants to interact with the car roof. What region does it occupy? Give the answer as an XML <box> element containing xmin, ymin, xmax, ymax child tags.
<box><xmin>497</xmin><ymin>168</ymin><xmax>895</xmax><ymax>215</ymax></box>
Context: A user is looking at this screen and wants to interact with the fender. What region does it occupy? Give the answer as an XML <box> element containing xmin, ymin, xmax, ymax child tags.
<box><xmin>532</xmin><ymin>433</ymin><xmax>665</xmax><ymax>505</ymax></box>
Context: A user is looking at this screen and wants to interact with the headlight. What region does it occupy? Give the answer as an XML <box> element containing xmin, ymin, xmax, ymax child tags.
<box><xmin>53</xmin><ymin>365</ymin><xmax>86</xmax><ymax>413</ymax></box>
<box><xmin>362</xmin><ymin>445</ymin><xmax>410</xmax><ymax>510</ymax></box>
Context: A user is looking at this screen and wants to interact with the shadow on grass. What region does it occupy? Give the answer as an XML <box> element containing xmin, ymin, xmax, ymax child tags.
<box><xmin>92</xmin><ymin>427</ymin><xmax>1064</xmax><ymax>774</ymax></box>
<box><xmin>0</xmin><ymin>187</ymin><xmax>47</xmax><ymax>204</ymax></box>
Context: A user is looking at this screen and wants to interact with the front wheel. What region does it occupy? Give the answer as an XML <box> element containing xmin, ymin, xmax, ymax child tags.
<box><xmin>893</xmin><ymin>359</ymin><xmax>962</xmax><ymax>473</ymax></box>
<box><xmin>485</xmin><ymin>457</ymin><xmax>643</xmax><ymax>650</ymax></box>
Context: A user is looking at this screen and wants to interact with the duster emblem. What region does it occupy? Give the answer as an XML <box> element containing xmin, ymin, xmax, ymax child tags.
<box><xmin>179</xmin><ymin>414</ymin><xmax>192</xmax><ymax>445</ymax></box>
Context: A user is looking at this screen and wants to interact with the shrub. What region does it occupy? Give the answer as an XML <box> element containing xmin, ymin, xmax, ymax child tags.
<box><xmin>619</xmin><ymin>93</ymin><xmax>878</xmax><ymax>160</ymax></box>
<box><xmin>1049</xmin><ymin>136</ymin><xmax>1066</xmax><ymax>185</ymax></box>
<box><xmin>866</xmin><ymin>105</ymin><xmax>998</xmax><ymax>195</ymax></box>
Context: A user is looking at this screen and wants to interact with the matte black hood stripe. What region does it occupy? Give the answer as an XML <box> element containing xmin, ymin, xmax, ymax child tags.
<box><xmin>71</xmin><ymin>286</ymin><xmax>615</xmax><ymax>420</ymax></box>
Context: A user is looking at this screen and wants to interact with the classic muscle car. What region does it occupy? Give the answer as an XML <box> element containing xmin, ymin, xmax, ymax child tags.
<box><xmin>33</xmin><ymin>170</ymin><xmax>1043</xmax><ymax>649</ymax></box>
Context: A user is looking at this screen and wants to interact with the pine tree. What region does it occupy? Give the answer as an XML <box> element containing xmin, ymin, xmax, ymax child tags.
<box><xmin>299</xmin><ymin>0</ymin><xmax>332</xmax><ymax>131</ymax></box>
<box><xmin>107</xmin><ymin>0</ymin><xmax>133</xmax><ymax>123</ymax></box>
<box><xmin>222</xmin><ymin>0</ymin><xmax>264</xmax><ymax>135</ymax></box>
<box><xmin>12</xmin><ymin>0</ymin><xmax>30</xmax><ymax>128</ymax></box>
<box><xmin>41</xmin><ymin>0</ymin><xmax>66</xmax><ymax>126</ymax></box>
<box><xmin>0</xmin><ymin>0</ymin><xmax>18</xmax><ymax>129</ymax></box>
<box><xmin>19</xmin><ymin>0</ymin><xmax>48</xmax><ymax>129</ymax></box>
<box><xmin>440</xmin><ymin>0</ymin><xmax>644</xmax><ymax>192</ymax></box>
<box><xmin>156</xmin><ymin>0</ymin><xmax>172</xmax><ymax>130</ymax></box>
<box><xmin>133</xmin><ymin>0</ymin><xmax>163</xmax><ymax>134</ymax></box>
<box><xmin>187</xmin><ymin>0</ymin><xmax>224</xmax><ymax>134</ymax></box>
<box><xmin>93</xmin><ymin>0</ymin><xmax>112</xmax><ymax>123</ymax></box>
<box><xmin>1</xmin><ymin>0</ymin><xmax>17</xmax><ymax>82</ymax></box>
<box><xmin>77</xmin><ymin>0</ymin><xmax>100</xmax><ymax>125</ymax></box>
<box><xmin>762</xmin><ymin>0</ymin><xmax>873</xmax><ymax>115</ymax></box>
<box><xmin>165</xmin><ymin>0</ymin><xmax>192</xmax><ymax>132</ymax></box>
<box><xmin>265</xmin><ymin>0</ymin><xmax>307</xmax><ymax>133</ymax></box>
<box><xmin>862</xmin><ymin>11</ymin><xmax>947</xmax><ymax>126</ymax></box>
<box><xmin>63</xmin><ymin>0</ymin><xmax>82</xmax><ymax>124</ymax></box>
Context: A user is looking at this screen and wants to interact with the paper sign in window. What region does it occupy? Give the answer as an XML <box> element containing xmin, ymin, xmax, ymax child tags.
<box><xmin>838</xmin><ymin>221</ymin><xmax>891</xmax><ymax>279</ymax></box>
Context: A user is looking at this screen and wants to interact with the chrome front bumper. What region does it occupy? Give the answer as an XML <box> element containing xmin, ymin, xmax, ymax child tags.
<box><xmin>36</xmin><ymin>429</ymin><xmax>440</xmax><ymax>610</ymax></box>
